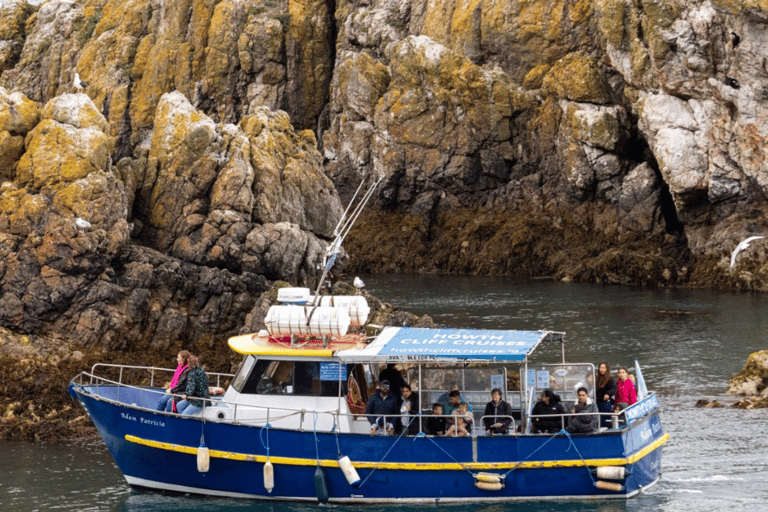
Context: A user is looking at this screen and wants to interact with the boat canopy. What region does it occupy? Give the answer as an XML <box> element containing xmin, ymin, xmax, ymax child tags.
<box><xmin>337</xmin><ymin>327</ymin><xmax>563</xmax><ymax>363</ymax></box>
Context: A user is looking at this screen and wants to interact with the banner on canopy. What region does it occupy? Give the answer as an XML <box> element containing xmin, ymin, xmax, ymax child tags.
<box><xmin>337</xmin><ymin>327</ymin><xmax>556</xmax><ymax>362</ymax></box>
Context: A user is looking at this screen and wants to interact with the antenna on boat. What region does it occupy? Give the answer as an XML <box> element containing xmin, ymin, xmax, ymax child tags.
<box><xmin>307</xmin><ymin>174</ymin><xmax>383</xmax><ymax>313</ymax></box>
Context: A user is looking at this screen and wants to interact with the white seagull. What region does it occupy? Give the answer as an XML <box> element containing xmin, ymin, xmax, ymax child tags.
<box><xmin>353</xmin><ymin>276</ymin><xmax>365</xmax><ymax>291</ymax></box>
<box><xmin>73</xmin><ymin>72</ymin><xmax>88</xmax><ymax>91</ymax></box>
<box><xmin>75</xmin><ymin>217</ymin><xmax>92</xmax><ymax>229</ymax></box>
<box><xmin>730</xmin><ymin>236</ymin><xmax>766</xmax><ymax>270</ymax></box>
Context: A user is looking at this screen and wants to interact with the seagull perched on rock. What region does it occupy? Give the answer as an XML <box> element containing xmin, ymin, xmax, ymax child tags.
<box><xmin>730</xmin><ymin>236</ymin><xmax>765</xmax><ymax>270</ymax></box>
<box><xmin>73</xmin><ymin>72</ymin><xmax>88</xmax><ymax>91</ymax></box>
<box><xmin>353</xmin><ymin>276</ymin><xmax>365</xmax><ymax>292</ymax></box>
<box><xmin>75</xmin><ymin>217</ymin><xmax>92</xmax><ymax>230</ymax></box>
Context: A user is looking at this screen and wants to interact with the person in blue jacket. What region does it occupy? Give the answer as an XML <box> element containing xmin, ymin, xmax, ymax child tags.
<box><xmin>366</xmin><ymin>380</ymin><xmax>399</xmax><ymax>435</ymax></box>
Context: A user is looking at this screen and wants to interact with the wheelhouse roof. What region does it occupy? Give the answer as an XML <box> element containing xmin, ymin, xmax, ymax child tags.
<box><xmin>336</xmin><ymin>327</ymin><xmax>563</xmax><ymax>363</ymax></box>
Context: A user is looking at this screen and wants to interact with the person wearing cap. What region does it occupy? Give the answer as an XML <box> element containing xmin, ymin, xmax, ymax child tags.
<box><xmin>365</xmin><ymin>380</ymin><xmax>398</xmax><ymax>435</ymax></box>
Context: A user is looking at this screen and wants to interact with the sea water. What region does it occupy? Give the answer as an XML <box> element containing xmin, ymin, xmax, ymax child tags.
<box><xmin>2</xmin><ymin>276</ymin><xmax>767</xmax><ymax>511</ymax></box>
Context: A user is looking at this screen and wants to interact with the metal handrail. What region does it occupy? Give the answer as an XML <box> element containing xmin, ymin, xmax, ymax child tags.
<box><xmin>71</xmin><ymin>366</ymin><xmax>656</xmax><ymax>434</ymax></box>
<box><xmin>479</xmin><ymin>414</ymin><xmax>515</xmax><ymax>434</ymax></box>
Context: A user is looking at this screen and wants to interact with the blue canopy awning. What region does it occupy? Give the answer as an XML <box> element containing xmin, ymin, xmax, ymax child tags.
<box><xmin>337</xmin><ymin>327</ymin><xmax>562</xmax><ymax>362</ymax></box>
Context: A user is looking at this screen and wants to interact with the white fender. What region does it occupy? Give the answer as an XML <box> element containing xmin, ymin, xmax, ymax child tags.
<box><xmin>338</xmin><ymin>455</ymin><xmax>361</xmax><ymax>486</ymax></box>
<box><xmin>263</xmin><ymin>459</ymin><xmax>274</xmax><ymax>493</ymax></box>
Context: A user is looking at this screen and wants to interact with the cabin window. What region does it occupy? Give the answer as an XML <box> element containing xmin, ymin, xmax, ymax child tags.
<box><xmin>236</xmin><ymin>358</ymin><xmax>350</xmax><ymax>396</ymax></box>
<box><xmin>231</xmin><ymin>355</ymin><xmax>256</xmax><ymax>393</ymax></box>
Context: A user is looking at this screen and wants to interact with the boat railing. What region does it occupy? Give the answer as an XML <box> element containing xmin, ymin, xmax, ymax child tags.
<box><xmin>74</xmin><ymin>364</ymin><xmax>234</xmax><ymax>406</ymax></box>
<box><xmin>88</xmin><ymin>362</ymin><xmax>233</xmax><ymax>388</ymax></box>
<box><xmin>529</xmin><ymin>404</ymin><xmax>646</xmax><ymax>432</ymax></box>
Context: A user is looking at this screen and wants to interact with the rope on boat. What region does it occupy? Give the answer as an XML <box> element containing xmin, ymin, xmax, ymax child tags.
<box><xmin>356</xmin><ymin>416</ymin><xmax>414</xmax><ymax>489</ymax></box>
<box><xmin>499</xmin><ymin>430</ymin><xmax>597</xmax><ymax>486</ymax></box>
<box><xmin>259</xmin><ymin>423</ymin><xmax>272</xmax><ymax>458</ymax></box>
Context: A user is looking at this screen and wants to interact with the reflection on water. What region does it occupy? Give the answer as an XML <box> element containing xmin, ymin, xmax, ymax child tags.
<box><xmin>3</xmin><ymin>276</ymin><xmax>768</xmax><ymax>511</ymax></box>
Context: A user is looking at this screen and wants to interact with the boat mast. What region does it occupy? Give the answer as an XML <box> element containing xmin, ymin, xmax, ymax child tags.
<box><xmin>307</xmin><ymin>175</ymin><xmax>383</xmax><ymax>313</ymax></box>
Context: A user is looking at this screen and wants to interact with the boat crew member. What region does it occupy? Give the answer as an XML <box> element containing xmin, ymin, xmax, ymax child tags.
<box><xmin>483</xmin><ymin>388</ymin><xmax>513</xmax><ymax>435</ymax></box>
<box><xmin>565</xmin><ymin>387</ymin><xmax>598</xmax><ymax>433</ymax></box>
<box><xmin>366</xmin><ymin>380</ymin><xmax>398</xmax><ymax>435</ymax></box>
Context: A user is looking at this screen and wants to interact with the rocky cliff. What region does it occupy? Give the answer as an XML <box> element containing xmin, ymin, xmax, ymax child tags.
<box><xmin>1</xmin><ymin>0</ymin><xmax>768</xmax><ymax>438</ymax></box>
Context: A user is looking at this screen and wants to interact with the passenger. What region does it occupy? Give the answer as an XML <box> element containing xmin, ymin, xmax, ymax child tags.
<box><xmin>531</xmin><ymin>389</ymin><xmax>565</xmax><ymax>434</ymax></box>
<box><xmin>446</xmin><ymin>402</ymin><xmax>472</xmax><ymax>436</ymax></box>
<box><xmin>177</xmin><ymin>356</ymin><xmax>211</xmax><ymax>415</ymax></box>
<box><xmin>613</xmin><ymin>401</ymin><xmax>629</xmax><ymax>426</ymax></box>
<box><xmin>156</xmin><ymin>350</ymin><xmax>190</xmax><ymax>412</ymax></box>
<box><xmin>595</xmin><ymin>361</ymin><xmax>617</xmax><ymax>428</ymax></box>
<box><xmin>436</xmin><ymin>383</ymin><xmax>460</xmax><ymax>411</ymax></box>
<box><xmin>399</xmin><ymin>383</ymin><xmax>421</xmax><ymax>435</ymax></box>
<box><xmin>565</xmin><ymin>386</ymin><xmax>598</xmax><ymax>434</ymax></box>
<box><xmin>426</xmin><ymin>403</ymin><xmax>447</xmax><ymax>436</ymax></box>
<box><xmin>378</xmin><ymin>363</ymin><xmax>407</xmax><ymax>399</ymax></box>
<box><xmin>365</xmin><ymin>380</ymin><xmax>398</xmax><ymax>435</ymax></box>
<box><xmin>442</xmin><ymin>389</ymin><xmax>472</xmax><ymax>416</ymax></box>
<box><xmin>483</xmin><ymin>388</ymin><xmax>513</xmax><ymax>435</ymax></box>
<box><xmin>615</xmin><ymin>366</ymin><xmax>637</xmax><ymax>405</ymax></box>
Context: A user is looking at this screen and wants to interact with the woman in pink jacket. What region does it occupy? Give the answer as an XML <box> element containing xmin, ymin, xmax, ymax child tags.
<box><xmin>615</xmin><ymin>366</ymin><xmax>637</xmax><ymax>405</ymax></box>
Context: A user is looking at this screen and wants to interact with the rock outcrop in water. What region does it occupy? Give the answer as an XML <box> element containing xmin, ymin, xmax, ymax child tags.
<box><xmin>728</xmin><ymin>350</ymin><xmax>768</xmax><ymax>409</ymax></box>
<box><xmin>2</xmin><ymin>0</ymin><xmax>768</xmax><ymax>439</ymax></box>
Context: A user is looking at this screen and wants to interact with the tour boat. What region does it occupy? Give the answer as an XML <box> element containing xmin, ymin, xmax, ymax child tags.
<box><xmin>68</xmin><ymin>180</ymin><xmax>666</xmax><ymax>502</ymax></box>
<box><xmin>68</xmin><ymin>310</ymin><xmax>666</xmax><ymax>502</ymax></box>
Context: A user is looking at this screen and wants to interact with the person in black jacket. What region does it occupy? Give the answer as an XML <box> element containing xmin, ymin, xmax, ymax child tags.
<box><xmin>531</xmin><ymin>389</ymin><xmax>565</xmax><ymax>434</ymax></box>
<box><xmin>399</xmin><ymin>384</ymin><xmax>421</xmax><ymax>434</ymax></box>
<box><xmin>366</xmin><ymin>380</ymin><xmax>399</xmax><ymax>435</ymax></box>
<box><xmin>595</xmin><ymin>361</ymin><xmax>617</xmax><ymax>428</ymax></box>
<box><xmin>426</xmin><ymin>403</ymin><xmax>447</xmax><ymax>436</ymax></box>
<box><xmin>483</xmin><ymin>388</ymin><xmax>513</xmax><ymax>435</ymax></box>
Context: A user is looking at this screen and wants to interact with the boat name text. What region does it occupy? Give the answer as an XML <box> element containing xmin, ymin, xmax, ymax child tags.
<box><xmin>121</xmin><ymin>412</ymin><xmax>166</xmax><ymax>427</ymax></box>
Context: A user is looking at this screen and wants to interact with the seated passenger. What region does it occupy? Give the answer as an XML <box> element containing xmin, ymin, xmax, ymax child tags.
<box><xmin>446</xmin><ymin>402</ymin><xmax>472</xmax><ymax>436</ymax></box>
<box><xmin>612</xmin><ymin>401</ymin><xmax>629</xmax><ymax>427</ymax></box>
<box><xmin>565</xmin><ymin>386</ymin><xmax>598</xmax><ymax>434</ymax></box>
<box><xmin>365</xmin><ymin>380</ymin><xmax>398</xmax><ymax>435</ymax></box>
<box><xmin>531</xmin><ymin>389</ymin><xmax>565</xmax><ymax>434</ymax></box>
<box><xmin>426</xmin><ymin>403</ymin><xmax>447</xmax><ymax>436</ymax></box>
<box><xmin>156</xmin><ymin>350</ymin><xmax>190</xmax><ymax>412</ymax></box>
<box><xmin>483</xmin><ymin>388</ymin><xmax>513</xmax><ymax>435</ymax></box>
<box><xmin>176</xmin><ymin>356</ymin><xmax>210</xmax><ymax>415</ymax></box>
<box><xmin>443</xmin><ymin>389</ymin><xmax>472</xmax><ymax>416</ymax></box>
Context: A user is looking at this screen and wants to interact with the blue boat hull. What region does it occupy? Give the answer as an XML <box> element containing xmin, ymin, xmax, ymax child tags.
<box><xmin>69</xmin><ymin>383</ymin><xmax>665</xmax><ymax>502</ymax></box>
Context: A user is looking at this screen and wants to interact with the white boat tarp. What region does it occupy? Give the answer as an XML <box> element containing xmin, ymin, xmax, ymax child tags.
<box><xmin>336</xmin><ymin>327</ymin><xmax>561</xmax><ymax>362</ymax></box>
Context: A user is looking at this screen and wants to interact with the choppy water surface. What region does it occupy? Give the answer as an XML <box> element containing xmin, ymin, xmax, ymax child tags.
<box><xmin>2</xmin><ymin>276</ymin><xmax>767</xmax><ymax>511</ymax></box>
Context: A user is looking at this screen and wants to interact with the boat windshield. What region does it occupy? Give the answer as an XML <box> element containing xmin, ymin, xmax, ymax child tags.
<box><xmin>232</xmin><ymin>356</ymin><xmax>351</xmax><ymax>397</ymax></box>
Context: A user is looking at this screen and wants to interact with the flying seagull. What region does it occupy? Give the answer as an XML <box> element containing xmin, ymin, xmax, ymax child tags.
<box><xmin>73</xmin><ymin>72</ymin><xmax>88</xmax><ymax>91</ymax></box>
<box><xmin>730</xmin><ymin>236</ymin><xmax>765</xmax><ymax>270</ymax></box>
<box><xmin>353</xmin><ymin>276</ymin><xmax>365</xmax><ymax>291</ymax></box>
<box><xmin>75</xmin><ymin>217</ymin><xmax>92</xmax><ymax>230</ymax></box>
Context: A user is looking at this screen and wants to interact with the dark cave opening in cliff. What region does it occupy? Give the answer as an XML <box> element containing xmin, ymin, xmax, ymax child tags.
<box><xmin>626</xmin><ymin>134</ymin><xmax>684</xmax><ymax>238</ymax></box>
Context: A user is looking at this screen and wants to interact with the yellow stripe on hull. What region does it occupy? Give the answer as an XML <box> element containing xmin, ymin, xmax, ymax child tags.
<box><xmin>125</xmin><ymin>433</ymin><xmax>668</xmax><ymax>471</ymax></box>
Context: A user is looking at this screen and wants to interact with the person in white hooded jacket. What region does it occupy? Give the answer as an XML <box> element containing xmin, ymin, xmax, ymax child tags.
<box><xmin>566</xmin><ymin>387</ymin><xmax>598</xmax><ymax>433</ymax></box>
